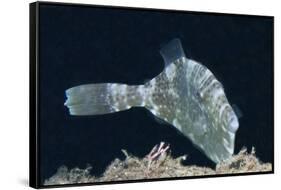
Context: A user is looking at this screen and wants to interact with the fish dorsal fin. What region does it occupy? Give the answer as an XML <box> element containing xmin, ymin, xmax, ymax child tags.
<box><xmin>160</xmin><ymin>38</ymin><xmax>186</xmax><ymax>67</ymax></box>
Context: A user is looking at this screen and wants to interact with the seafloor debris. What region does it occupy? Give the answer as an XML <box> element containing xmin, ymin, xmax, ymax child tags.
<box><xmin>44</xmin><ymin>146</ymin><xmax>272</xmax><ymax>186</ymax></box>
<box><xmin>216</xmin><ymin>147</ymin><xmax>272</xmax><ymax>173</ymax></box>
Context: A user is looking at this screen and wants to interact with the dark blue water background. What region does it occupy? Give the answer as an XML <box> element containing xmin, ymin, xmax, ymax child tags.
<box><xmin>38</xmin><ymin>4</ymin><xmax>273</xmax><ymax>183</ymax></box>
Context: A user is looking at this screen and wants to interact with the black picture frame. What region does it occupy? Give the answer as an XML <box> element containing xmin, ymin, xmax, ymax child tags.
<box><xmin>30</xmin><ymin>1</ymin><xmax>274</xmax><ymax>188</ymax></box>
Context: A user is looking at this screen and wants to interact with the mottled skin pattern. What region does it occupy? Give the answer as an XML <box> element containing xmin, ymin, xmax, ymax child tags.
<box><xmin>136</xmin><ymin>57</ymin><xmax>238</xmax><ymax>163</ymax></box>
<box><xmin>65</xmin><ymin>45</ymin><xmax>239</xmax><ymax>164</ymax></box>
<box><xmin>98</xmin><ymin>56</ymin><xmax>238</xmax><ymax>163</ymax></box>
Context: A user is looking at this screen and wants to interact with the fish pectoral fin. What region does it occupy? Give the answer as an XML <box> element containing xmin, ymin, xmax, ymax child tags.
<box><xmin>160</xmin><ymin>38</ymin><xmax>186</xmax><ymax>67</ymax></box>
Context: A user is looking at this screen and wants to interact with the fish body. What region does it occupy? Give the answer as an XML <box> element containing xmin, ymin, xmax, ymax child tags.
<box><xmin>64</xmin><ymin>39</ymin><xmax>239</xmax><ymax>163</ymax></box>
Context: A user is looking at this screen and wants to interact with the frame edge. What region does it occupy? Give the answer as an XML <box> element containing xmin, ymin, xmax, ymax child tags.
<box><xmin>29</xmin><ymin>1</ymin><xmax>40</xmax><ymax>189</ymax></box>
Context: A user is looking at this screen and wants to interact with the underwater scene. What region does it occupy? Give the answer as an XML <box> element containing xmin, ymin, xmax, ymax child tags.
<box><xmin>38</xmin><ymin>3</ymin><xmax>273</xmax><ymax>186</ymax></box>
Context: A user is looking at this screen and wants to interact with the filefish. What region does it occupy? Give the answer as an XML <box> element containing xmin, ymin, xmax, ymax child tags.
<box><xmin>64</xmin><ymin>39</ymin><xmax>239</xmax><ymax>163</ymax></box>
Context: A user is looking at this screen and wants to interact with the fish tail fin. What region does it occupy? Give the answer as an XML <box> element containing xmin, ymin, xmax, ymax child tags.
<box><xmin>64</xmin><ymin>83</ymin><xmax>146</xmax><ymax>115</ymax></box>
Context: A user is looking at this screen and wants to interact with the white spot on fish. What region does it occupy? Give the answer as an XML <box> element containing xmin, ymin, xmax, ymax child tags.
<box><xmin>202</xmin><ymin>123</ymin><xmax>207</xmax><ymax>131</ymax></box>
<box><xmin>168</xmin><ymin>88</ymin><xmax>179</xmax><ymax>98</ymax></box>
<box><xmin>150</xmin><ymin>78</ymin><xmax>156</xmax><ymax>86</ymax></box>
<box><xmin>172</xmin><ymin>119</ymin><xmax>182</xmax><ymax>130</ymax></box>
<box><xmin>151</xmin><ymin>109</ymin><xmax>158</xmax><ymax>115</ymax></box>
<box><xmin>149</xmin><ymin>97</ymin><xmax>158</xmax><ymax>109</ymax></box>
<box><xmin>212</xmin><ymin>88</ymin><xmax>224</xmax><ymax>102</ymax></box>
<box><xmin>181</xmin><ymin>57</ymin><xmax>185</xmax><ymax>62</ymax></box>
